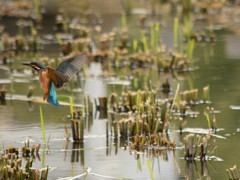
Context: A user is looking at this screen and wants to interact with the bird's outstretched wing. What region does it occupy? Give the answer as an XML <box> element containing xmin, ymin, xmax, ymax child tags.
<box><xmin>56</xmin><ymin>54</ymin><xmax>86</xmax><ymax>79</ymax></box>
<box><xmin>47</xmin><ymin>54</ymin><xmax>86</xmax><ymax>89</ymax></box>
<box><xmin>47</xmin><ymin>67</ymin><xmax>69</xmax><ymax>89</ymax></box>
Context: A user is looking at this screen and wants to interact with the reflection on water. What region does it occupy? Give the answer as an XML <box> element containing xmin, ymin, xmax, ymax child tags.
<box><xmin>185</xmin><ymin>160</ymin><xmax>211</xmax><ymax>180</ymax></box>
<box><xmin>71</xmin><ymin>142</ymin><xmax>84</xmax><ymax>165</ymax></box>
<box><xmin>85</xmin><ymin>63</ymin><xmax>107</xmax><ymax>98</ymax></box>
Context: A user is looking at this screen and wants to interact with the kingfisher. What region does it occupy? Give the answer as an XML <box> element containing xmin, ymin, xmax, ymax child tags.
<box><xmin>22</xmin><ymin>54</ymin><xmax>86</xmax><ymax>107</ymax></box>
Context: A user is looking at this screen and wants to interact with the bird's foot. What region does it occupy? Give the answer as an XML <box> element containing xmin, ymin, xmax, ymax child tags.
<box><xmin>43</xmin><ymin>93</ymin><xmax>48</xmax><ymax>100</ymax></box>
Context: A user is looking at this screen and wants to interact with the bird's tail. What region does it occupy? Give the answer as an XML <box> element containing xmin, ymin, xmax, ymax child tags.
<box><xmin>47</xmin><ymin>82</ymin><xmax>60</xmax><ymax>107</ymax></box>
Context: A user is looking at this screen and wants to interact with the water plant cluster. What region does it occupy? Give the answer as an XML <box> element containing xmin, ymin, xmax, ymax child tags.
<box><xmin>67</xmin><ymin>96</ymin><xmax>93</xmax><ymax>142</ymax></box>
<box><xmin>0</xmin><ymin>143</ymin><xmax>48</xmax><ymax>179</ymax></box>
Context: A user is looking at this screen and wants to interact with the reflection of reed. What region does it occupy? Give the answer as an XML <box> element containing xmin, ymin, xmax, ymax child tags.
<box><xmin>185</xmin><ymin>160</ymin><xmax>210</xmax><ymax>180</ymax></box>
<box><xmin>71</xmin><ymin>142</ymin><xmax>84</xmax><ymax>166</ymax></box>
<box><xmin>95</xmin><ymin>109</ymin><xmax>108</xmax><ymax>120</ymax></box>
<box><xmin>185</xmin><ymin>160</ymin><xmax>197</xmax><ymax>180</ymax></box>
<box><xmin>0</xmin><ymin>85</ymin><xmax>6</xmax><ymax>105</ymax></box>
<box><xmin>87</xmin><ymin>115</ymin><xmax>93</xmax><ymax>131</ymax></box>
<box><xmin>106</xmin><ymin>133</ymin><xmax>119</xmax><ymax>156</ymax></box>
<box><xmin>106</xmin><ymin>120</ymin><xmax>123</xmax><ymax>156</ymax></box>
<box><xmin>64</xmin><ymin>140</ymin><xmax>70</xmax><ymax>161</ymax></box>
<box><xmin>125</xmin><ymin>148</ymin><xmax>179</xmax><ymax>176</ymax></box>
<box><xmin>120</xmin><ymin>136</ymin><xmax>128</xmax><ymax>148</ymax></box>
<box><xmin>128</xmin><ymin>145</ymin><xmax>175</xmax><ymax>163</ymax></box>
<box><xmin>95</xmin><ymin>97</ymin><xmax>108</xmax><ymax>111</ymax></box>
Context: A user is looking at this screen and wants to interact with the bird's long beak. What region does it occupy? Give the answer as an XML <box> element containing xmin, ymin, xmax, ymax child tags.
<box><xmin>22</xmin><ymin>62</ymin><xmax>31</xmax><ymax>66</ymax></box>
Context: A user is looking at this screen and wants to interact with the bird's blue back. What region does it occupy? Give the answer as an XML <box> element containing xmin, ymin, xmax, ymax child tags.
<box><xmin>47</xmin><ymin>82</ymin><xmax>60</xmax><ymax>107</ymax></box>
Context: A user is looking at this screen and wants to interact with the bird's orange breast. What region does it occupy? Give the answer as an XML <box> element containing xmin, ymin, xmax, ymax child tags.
<box><xmin>39</xmin><ymin>70</ymin><xmax>50</xmax><ymax>94</ymax></box>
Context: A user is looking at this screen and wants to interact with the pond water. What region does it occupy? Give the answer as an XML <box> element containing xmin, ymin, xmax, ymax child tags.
<box><xmin>1</xmin><ymin>4</ymin><xmax>240</xmax><ymax>180</ymax></box>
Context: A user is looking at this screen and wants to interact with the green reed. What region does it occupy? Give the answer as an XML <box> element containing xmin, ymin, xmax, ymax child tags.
<box><xmin>56</xmin><ymin>34</ymin><xmax>63</xmax><ymax>45</ymax></box>
<box><xmin>70</xmin><ymin>97</ymin><xmax>74</xmax><ymax>118</ymax></box>
<box><xmin>174</xmin><ymin>18</ymin><xmax>179</xmax><ymax>51</ymax></box>
<box><xmin>187</xmin><ymin>39</ymin><xmax>195</xmax><ymax>59</ymax></box>
<box><xmin>143</xmin><ymin>35</ymin><xmax>148</xmax><ymax>52</ymax></box>
<box><xmin>204</xmin><ymin>112</ymin><xmax>211</xmax><ymax>130</ymax></box>
<box><xmin>39</xmin><ymin>106</ymin><xmax>46</xmax><ymax>144</ymax></box>
<box><xmin>147</xmin><ymin>159</ymin><xmax>154</xmax><ymax>180</ymax></box>
<box><xmin>121</xmin><ymin>14</ymin><xmax>126</xmax><ymax>29</ymax></box>
<box><xmin>151</xmin><ymin>23</ymin><xmax>155</xmax><ymax>50</ymax></box>
<box><xmin>155</xmin><ymin>22</ymin><xmax>160</xmax><ymax>47</ymax></box>
<box><xmin>133</xmin><ymin>40</ymin><xmax>138</xmax><ymax>52</ymax></box>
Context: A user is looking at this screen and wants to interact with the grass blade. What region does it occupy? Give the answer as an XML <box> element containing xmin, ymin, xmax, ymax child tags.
<box><xmin>143</xmin><ymin>35</ymin><xmax>148</xmax><ymax>52</ymax></box>
<box><xmin>155</xmin><ymin>22</ymin><xmax>160</xmax><ymax>47</ymax></box>
<box><xmin>121</xmin><ymin>14</ymin><xmax>126</xmax><ymax>29</ymax></box>
<box><xmin>204</xmin><ymin>112</ymin><xmax>211</xmax><ymax>130</ymax></box>
<box><xmin>137</xmin><ymin>158</ymin><xmax>142</xmax><ymax>172</ymax></box>
<box><xmin>133</xmin><ymin>40</ymin><xmax>138</xmax><ymax>52</ymax></box>
<box><xmin>187</xmin><ymin>39</ymin><xmax>195</xmax><ymax>59</ymax></box>
<box><xmin>174</xmin><ymin>18</ymin><xmax>179</xmax><ymax>51</ymax></box>
<box><xmin>40</xmin><ymin>106</ymin><xmax>46</xmax><ymax>144</ymax></box>
<box><xmin>42</xmin><ymin>144</ymin><xmax>46</xmax><ymax>168</ymax></box>
<box><xmin>147</xmin><ymin>159</ymin><xmax>153</xmax><ymax>180</ymax></box>
<box><xmin>70</xmin><ymin>97</ymin><xmax>73</xmax><ymax>119</ymax></box>
<box><xmin>169</xmin><ymin>83</ymin><xmax>180</xmax><ymax>116</ymax></box>
<box><xmin>151</xmin><ymin>23</ymin><xmax>155</xmax><ymax>50</ymax></box>
<box><xmin>56</xmin><ymin>34</ymin><xmax>63</xmax><ymax>45</ymax></box>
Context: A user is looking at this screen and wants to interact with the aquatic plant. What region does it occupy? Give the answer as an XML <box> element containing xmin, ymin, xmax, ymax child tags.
<box><xmin>68</xmin><ymin>96</ymin><xmax>94</xmax><ymax>142</ymax></box>
<box><xmin>108</xmin><ymin>84</ymin><xmax>181</xmax><ymax>140</ymax></box>
<box><xmin>226</xmin><ymin>165</ymin><xmax>239</xmax><ymax>180</ymax></box>
<box><xmin>68</xmin><ymin>106</ymin><xmax>85</xmax><ymax>142</ymax></box>
<box><xmin>129</xmin><ymin>133</ymin><xmax>176</xmax><ymax>151</ymax></box>
<box><xmin>205</xmin><ymin>106</ymin><xmax>217</xmax><ymax>132</ymax></box>
<box><xmin>95</xmin><ymin>97</ymin><xmax>108</xmax><ymax>110</ymax></box>
<box><xmin>184</xmin><ymin>133</ymin><xmax>210</xmax><ymax>161</ymax></box>
<box><xmin>203</xmin><ymin>85</ymin><xmax>210</xmax><ymax>102</ymax></box>
<box><xmin>0</xmin><ymin>143</ymin><xmax>48</xmax><ymax>179</ymax></box>
<box><xmin>182</xmin><ymin>89</ymin><xmax>198</xmax><ymax>104</ymax></box>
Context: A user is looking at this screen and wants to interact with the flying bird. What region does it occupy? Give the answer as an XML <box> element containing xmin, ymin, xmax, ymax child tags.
<box><xmin>22</xmin><ymin>54</ymin><xmax>86</xmax><ymax>107</ymax></box>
